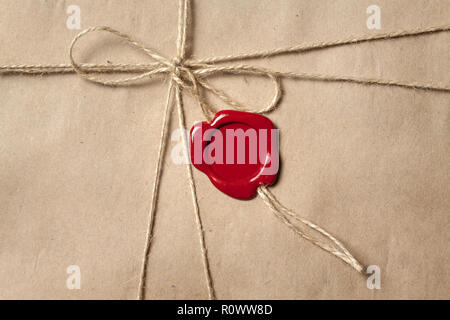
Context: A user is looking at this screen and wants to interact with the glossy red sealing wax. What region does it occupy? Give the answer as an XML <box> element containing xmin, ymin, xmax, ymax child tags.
<box><xmin>190</xmin><ymin>110</ymin><xmax>279</xmax><ymax>199</ymax></box>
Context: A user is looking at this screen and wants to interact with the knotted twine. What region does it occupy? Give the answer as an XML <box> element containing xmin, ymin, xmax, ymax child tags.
<box><xmin>2</xmin><ymin>0</ymin><xmax>450</xmax><ymax>300</ymax></box>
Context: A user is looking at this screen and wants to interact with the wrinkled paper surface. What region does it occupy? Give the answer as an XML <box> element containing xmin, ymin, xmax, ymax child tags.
<box><xmin>0</xmin><ymin>0</ymin><xmax>449</xmax><ymax>299</ymax></box>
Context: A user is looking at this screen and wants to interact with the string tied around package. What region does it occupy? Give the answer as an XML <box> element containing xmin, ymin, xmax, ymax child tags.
<box><xmin>1</xmin><ymin>0</ymin><xmax>450</xmax><ymax>300</ymax></box>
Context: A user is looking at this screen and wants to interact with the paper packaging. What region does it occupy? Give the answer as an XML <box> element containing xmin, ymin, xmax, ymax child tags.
<box><xmin>0</xmin><ymin>0</ymin><xmax>449</xmax><ymax>299</ymax></box>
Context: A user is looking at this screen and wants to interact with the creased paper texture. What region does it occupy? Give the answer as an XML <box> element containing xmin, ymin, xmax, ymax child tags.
<box><xmin>0</xmin><ymin>0</ymin><xmax>449</xmax><ymax>299</ymax></box>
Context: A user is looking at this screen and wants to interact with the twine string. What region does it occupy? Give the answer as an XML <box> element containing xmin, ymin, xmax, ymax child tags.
<box><xmin>1</xmin><ymin>0</ymin><xmax>449</xmax><ymax>299</ymax></box>
<box><xmin>172</xmin><ymin>0</ymin><xmax>216</xmax><ymax>300</ymax></box>
<box><xmin>136</xmin><ymin>80</ymin><xmax>174</xmax><ymax>300</ymax></box>
<box><xmin>258</xmin><ymin>186</ymin><xmax>364</xmax><ymax>273</ymax></box>
<box><xmin>137</xmin><ymin>0</ymin><xmax>215</xmax><ymax>300</ymax></box>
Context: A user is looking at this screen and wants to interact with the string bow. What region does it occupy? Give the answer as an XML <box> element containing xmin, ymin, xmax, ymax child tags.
<box><xmin>69</xmin><ymin>25</ymin><xmax>282</xmax><ymax>122</ymax></box>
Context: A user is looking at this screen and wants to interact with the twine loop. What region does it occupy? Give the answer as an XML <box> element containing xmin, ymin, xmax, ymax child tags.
<box><xmin>168</xmin><ymin>57</ymin><xmax>196</xmax><ymax>90</ymax></box>
<box><xmin>68</xmin><ymin>25</ymin><xmax>284</xmax><ymax>122</ymax></box>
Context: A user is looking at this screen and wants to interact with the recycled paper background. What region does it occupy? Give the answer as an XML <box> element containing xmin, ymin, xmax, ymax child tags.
<box><xmin>0</xmin><ymin>0</ymin><xmax>449</xmax><ymax>299</ymax></box>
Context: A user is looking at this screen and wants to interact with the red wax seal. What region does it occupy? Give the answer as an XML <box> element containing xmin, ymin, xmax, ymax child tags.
<box><xmin>190</xmin><ymin>110</ymin><xmax>279</xmax><ymax>199</ymax></box>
